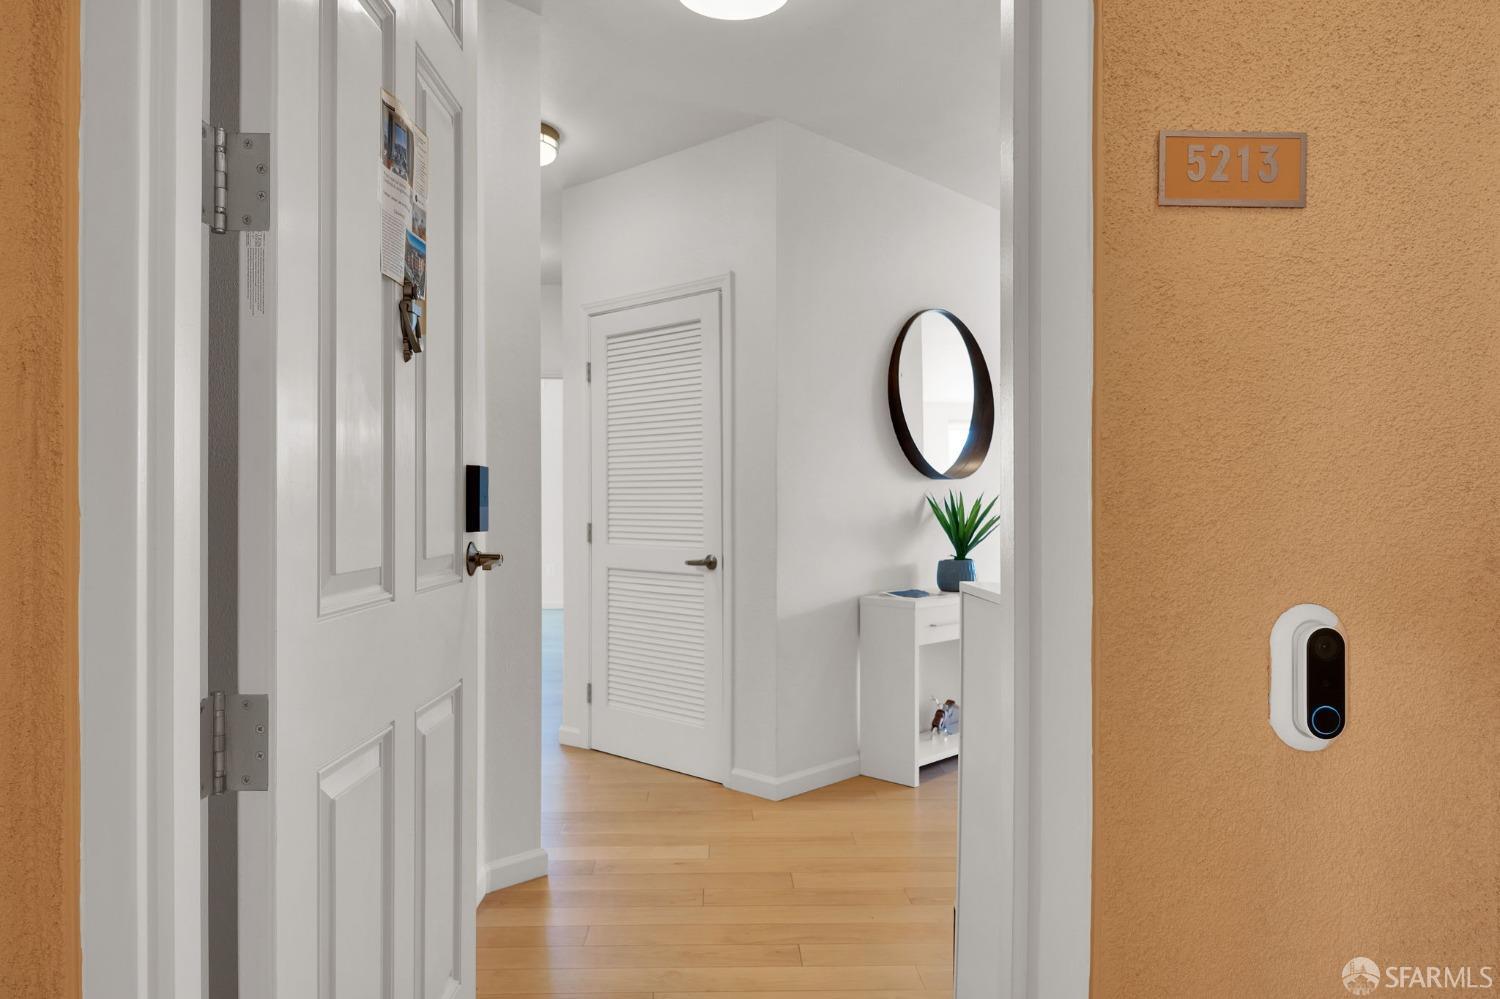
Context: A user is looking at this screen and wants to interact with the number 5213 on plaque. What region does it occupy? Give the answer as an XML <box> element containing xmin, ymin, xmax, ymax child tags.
<box><xmin>1158</xmin><ymin>131</ymin><xmax>1307</xmax><ymax>208</ymax></box>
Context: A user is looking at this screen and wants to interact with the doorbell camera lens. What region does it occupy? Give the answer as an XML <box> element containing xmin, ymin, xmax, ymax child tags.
<box><xmin>1304</xmin><ymin>627</ymin><xmax>1346</xmax><ymax>740</ymax></box>
<box><xmin>1310</xmin><ymin>630</ymin><xmax>1342</xmax><ymax>662</ymax></box>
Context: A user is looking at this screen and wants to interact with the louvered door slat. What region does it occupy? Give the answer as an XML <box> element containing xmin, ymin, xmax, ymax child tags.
<box><xmin>604</xmin><ymin>568</ymin><xmax>708</xmax><ymax>726</ymax></box>
<box><xmin>605</xmin><ymin>322</ymin><xmax>706</xmax><ymax>547</ymax></box>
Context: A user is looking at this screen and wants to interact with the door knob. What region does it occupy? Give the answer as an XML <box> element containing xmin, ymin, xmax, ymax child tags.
<box><xmin>684</xmin><ymin>555</ymin><xmax>718</xmax><ymax>571</ymax></box>
<box><xmin>466</xmin><ymin>542</ymin><xmax>503</xmax><ymax>576</ymax></box>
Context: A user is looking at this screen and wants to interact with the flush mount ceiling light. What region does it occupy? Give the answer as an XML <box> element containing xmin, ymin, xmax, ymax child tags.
<box><xmin>680</xmin><ymin>0</ymin><xmax>788</xmax><ymax>20</ymax></box>
<box><xmin>540</xmin><ymin>123</ymin><xmax>560</xmax><ymax>167</ymax></box>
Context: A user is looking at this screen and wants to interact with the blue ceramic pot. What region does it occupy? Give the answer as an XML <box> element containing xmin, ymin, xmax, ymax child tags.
<box><xmin>937</xmin><ymin>558</ymin><xmax>976</xmax><ymax>592</ymax></box>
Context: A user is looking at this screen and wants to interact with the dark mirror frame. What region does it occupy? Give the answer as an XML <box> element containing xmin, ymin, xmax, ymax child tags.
<box><xmin>886</xmin><ymin>308</ymin><xmax>995</xmax><ymax>480</ymax></box>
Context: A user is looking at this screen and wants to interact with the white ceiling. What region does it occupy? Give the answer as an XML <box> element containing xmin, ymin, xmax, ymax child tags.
<box><xmin>536</xmin><ymin>0</ymin><xmax>1003</xmax><ymax>284</ymax></box>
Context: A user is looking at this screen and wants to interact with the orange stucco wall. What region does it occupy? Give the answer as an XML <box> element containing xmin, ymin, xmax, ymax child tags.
<box><xmin>0</xmin><ymin>1</ymin><xmax>81</xmax><ymax>996</ymax></box>
<box><xmin>1094</xmin><ymin>1</ymin><xmax>1499</xmax><ymax>995</ymax></box>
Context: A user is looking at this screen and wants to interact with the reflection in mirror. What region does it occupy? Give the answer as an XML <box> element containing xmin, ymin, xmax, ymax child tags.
<box><xmin>897</xmin><ymin>312</ymin><xmax>976</xmax><ymax>471</ymax></box>
<box><xmin>888</xmin><ymin>309</ymin><xmax>993</xmax><ymax>479</ymax></box>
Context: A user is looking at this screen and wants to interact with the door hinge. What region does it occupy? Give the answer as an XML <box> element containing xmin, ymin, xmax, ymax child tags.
<box><xmin>586</xmin><ymin>521</ymin><xmax>593</xmax><ymax>543</ymax></box>
<box><xmin>202</xmin><ymin>123</ymin><xmax>272</xmax><ymax>234</ymax></box>
<box><xmin>586</xmin><ymin>362</ymin><xmax>592</xmax><ymax>383</ymax></box>
<box><xmin>199</xmin><ymin>691</ymin><xmax>270</xmax><ymax>798</ymax></box>
<box><xmin>586</xmin><ymin>682</ymin><xmax>593</xmax><ymax>705</ymax></box>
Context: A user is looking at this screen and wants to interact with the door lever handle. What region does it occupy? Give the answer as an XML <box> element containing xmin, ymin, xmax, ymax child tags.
<box><xmin>684</xmin><ymin>555</ymin><xmax>718</xmax><ymax>571</ymax></box>
<box><xmin>398</xmin><ymin>278</ymin><xmax>424</xmax><ymax>363</ymax></box>
<box><xmin>466</xmin><ymin>541</ymin><xmax>503</xmax><ymax>576</ymax></box>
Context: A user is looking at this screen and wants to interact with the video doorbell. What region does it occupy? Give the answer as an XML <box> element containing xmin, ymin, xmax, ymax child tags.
<box><xmin>1270</xmin><ymin>604</ymin><xmax>1347</xmax><ymax>751</ymax></box>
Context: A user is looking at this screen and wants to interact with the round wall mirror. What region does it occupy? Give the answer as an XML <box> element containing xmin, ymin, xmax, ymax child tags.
<box><xmin>887</xmin><ymin>309</ymin><xmax>994</xmax><ymax>479</ymax></box>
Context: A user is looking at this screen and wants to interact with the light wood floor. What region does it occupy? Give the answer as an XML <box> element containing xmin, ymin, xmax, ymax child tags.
<box><xmin>477</xmin><ymin>611</ymin><xmax>957</xmax><ymax>998</ymax></box>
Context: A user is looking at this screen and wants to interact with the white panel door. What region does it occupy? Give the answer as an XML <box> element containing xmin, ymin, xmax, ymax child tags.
<box><xmin>589</xmin><ymin>290</ymin><xmax>727</xmax><ymax>782</ymax></box>
<box><xmin>236</xmin><ymin>0</ymin><xmax>479</xmax><ymax>996</ymax></box>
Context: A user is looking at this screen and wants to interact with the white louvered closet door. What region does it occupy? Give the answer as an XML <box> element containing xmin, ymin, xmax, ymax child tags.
<box><xmin>589</xmin><ymin>290</ymin><xmax>725</xmax><ymax>781</ymax></box>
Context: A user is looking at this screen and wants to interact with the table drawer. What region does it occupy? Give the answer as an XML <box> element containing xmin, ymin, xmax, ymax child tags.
<box><xmin>916</xmin><ymin>601</ymin><xmax>961</xmax><ymax>644</ymax></box>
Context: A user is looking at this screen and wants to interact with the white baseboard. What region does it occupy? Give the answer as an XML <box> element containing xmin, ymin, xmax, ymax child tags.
<box><xmin>478</xmin><ymin>847</ymin><xmax>550</xmax><ymax>900</ymax></box>
<box><xmin>724</xmin><ymin>755</ymin><xmax>861</xmax><ymax>802</ymax></box>
<box><xmin>557</xmin><ymin>724</ymin><xmax>587</xmax><ymax>749</ymax></box>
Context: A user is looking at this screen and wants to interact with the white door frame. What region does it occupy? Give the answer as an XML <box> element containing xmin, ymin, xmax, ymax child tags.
<box><xmin>580</xmin><ymin>273</ymin><xmax>736</xmax><ymax>780</ymax></box>
<box><xmin>954</xmin><ymin>0</ymin><xmax>1095</xmax><ymax>997</ymax></box>
<box><xmin>79</xmin><ymin>0</ymin><xmax>206</xmax><ymax>996</ymax></box>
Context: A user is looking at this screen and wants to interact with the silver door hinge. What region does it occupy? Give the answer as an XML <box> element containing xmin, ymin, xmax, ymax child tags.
<box><xmin>200</xmin><ymin>691</ymin><xmax>270</xmax><ymax>798</ymax></box>
<box><xmin>586</xmin><ymin>522</ymin><xmax>593</xmax><ymax>543</ymax></box>
<box><xmin>202</xmin><ymin>123</ymin><xmax>272</xmax><ymax>234</ymax></box>
<box><xmin>586</xmin><ymin>682</ymin><xmax>593</xmax><ymax>705</ymax></box>
<box><xmin>586</xmin><ymin>362</ymin><xmax>592</xmax><ymax>383</ymax></box>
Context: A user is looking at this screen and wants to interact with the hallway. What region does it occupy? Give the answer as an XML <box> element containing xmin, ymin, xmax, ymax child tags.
<box><xmin>477</xmin><ymin>611</ymin><xmax>958</xmax><ymax>997</ymax></box>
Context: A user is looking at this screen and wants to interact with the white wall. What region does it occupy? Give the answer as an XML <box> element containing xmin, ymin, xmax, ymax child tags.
<box><xmin>477</xmin><ymin>0</ymin><xmax>547</xmax><ymax>891</ymax></box>
<box><xmin>541</xmin><ymin>284</ymin><xmax>565</xmax><ymax>611</ymax></box>
<box><xmin>541</xmin><ymin>282</ymin><xmax>563</xmax><ymax>377</ymax></box>
<box><xmin>559</xmin><ymin>123</ymin><xmax>781</xmax><ymax>763</ymax></box>
<box><xmin>773</xmin><ymin>124</ymin><xmax>1001</xmax><ymax>780</ymax></box>
<box><xmin>540</xmin><ymin>378</ymin><xmax>565</xmax><ymax>610</ymax></box>
<box><xmin>561</xmin><ymin>121</ymin><xmax>1001</xmax><ymax>794</ymax></box>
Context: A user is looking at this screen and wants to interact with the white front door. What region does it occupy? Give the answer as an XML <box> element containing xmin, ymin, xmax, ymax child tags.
<box><xmin>589</xmin><ymin>288</ymin><xmax>728</xmax><ymax>782</ymax></box>
<box><xmin>236</xmin><ymin>0</ymin><xmax>480</xmax><ymax>996</ymax></box>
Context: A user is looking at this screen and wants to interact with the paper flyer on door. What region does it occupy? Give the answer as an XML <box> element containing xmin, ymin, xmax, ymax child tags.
<box><xmin>379</xmin><ymin>88</ymin><xmax>430</xmax><ymax>308</ymax></box>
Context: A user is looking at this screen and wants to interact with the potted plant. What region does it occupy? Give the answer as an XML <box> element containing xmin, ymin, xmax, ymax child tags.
<box><xmin>926</xmin><ymin>491</ymin><xmax>1000</xmax><ymax>592</ymax></box>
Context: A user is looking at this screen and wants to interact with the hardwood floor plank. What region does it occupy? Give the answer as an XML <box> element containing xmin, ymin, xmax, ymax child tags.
<box><xmin>706</xmin><ymin>841</ymin><xmax>951</xmax><ymax>859</ymax></box>
<box><xmin>507</xmin><ymin>873</ymin><xmax>794</xmax><ymax>892</ymax></box>
<box><xmin>904</xmin><ymin>887</ymin><xmax>955</xmax><ymax>906</ymax></box>
<box><xmin>789</xmin><ymin>871</ymin><xmax>956</xmax><ymax>890</ymax></box>
<box><xmin>918</xmin><ymin>965</ymin><xmax>956</xmax><ymax>991</ymax></box>
<box><xmin>476</xmin><ymin>925</ymin><xmax>590</xmax><ymax>948</ymax></box>
<box><xmin>543</xmin><ymin>832</ymin><xmax>855</xmax><ymax>847</ymax></box>
<box><xmin>542</xmin><ymin>845</ymin><xmax>711</xmax><ymax>861</ymax></box>
<box><xmin>590</xmin><ymin>855</ymin><xmax>956</xmax><ymax>876</ymax></box>
<box><xmin>478</xmin><ymin>944</ymin><xmax>802</xmax><ymax>969</ymax></box>
<box><xmin>702</xmin><ymin>889</ymin><xmax>914</xmax><ymax>908</ymax></box>
<box><xmin>483</xmin><ymin>888</ymin><xmax>703</xmax><ymax>909</ymax></box>
<box><xmin>582</xmin><ymin>922</ymin><xmax>952</xmax><ymax>948</ymax></box>
<box><xmin>851</xmin><ymin>821</ymin><xmax>958</xmax><ymax>833</ymax></box>
<box><xmin>752</xmin><ymin>813</ymin><xmax>954</xmax><ymax>827</ymax></box>
<box><xmin>476</xmin><ymin>905</ymin><xmax>953</xmax><ymax>928</ymax></box>
<box><xmin>654</xmin><ymin>992</ymin><xmax>945</xmax><ymax>999</ymax></box>
<box><xmin>476</xmin><ymin>966</ymin><xmax>925</xmax><ymax>995</ymax></box>
<box><xmin>643</xmin><ymin>789</ymin><xmax>776</xmax><ymax>811</ymax></box>
<box><xmin>555</xmin><ymin>813</ymin><xmax>762</xmax><ymax>832</ymax></box>
<box><xmin>753</xmin><ymin>799</ymin><xmax>955</xmax><ymax>815</ymax></box>
<box><xmin>541</xmin><ymin>793</ymin><xmax>652</xmax><ymax>813</ymax></box>
<box><xmin>488</xmin><ymin>994</ymin><xmax>650</xmax><ymax>999</ymax></box>
<box><xmin>799</xmin><ymin>943</ymin><xmax>954</xmax><ymax>967</ymax></box>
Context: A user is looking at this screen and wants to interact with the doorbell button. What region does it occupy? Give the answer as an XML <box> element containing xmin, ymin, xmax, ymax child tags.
<box><xmin>1309</xmin><ymin>704</ymin><xmax>1342</xmax><ymax>738</ymax></box>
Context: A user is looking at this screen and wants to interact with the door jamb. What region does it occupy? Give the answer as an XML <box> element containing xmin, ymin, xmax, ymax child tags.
<box><xmin>79</xmin><ymin>0</ymin><xmax>207</xmax><ymax>996</ymax></box>
<box><xmin>951</xmin><ymin>0</ymin><xmax>1095</xmax><ymax>996</ymax></box>
<box><xmin>579</xmin><ymin>273</ymin><xmax>736</xmax><ymax>784</ymax></box>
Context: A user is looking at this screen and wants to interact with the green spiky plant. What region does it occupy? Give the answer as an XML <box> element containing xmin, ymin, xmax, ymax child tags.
<box><xmin>926</xmin><ymin>491</ymin><xmax>1000</xmax><ymax>561</ymax></box>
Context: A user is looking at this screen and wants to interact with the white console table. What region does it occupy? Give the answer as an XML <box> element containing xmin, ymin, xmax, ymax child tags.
<box><xmin>858</xmin><ymin>590</ymin><xmax>963</xmax><ymax>787</ymax></box>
